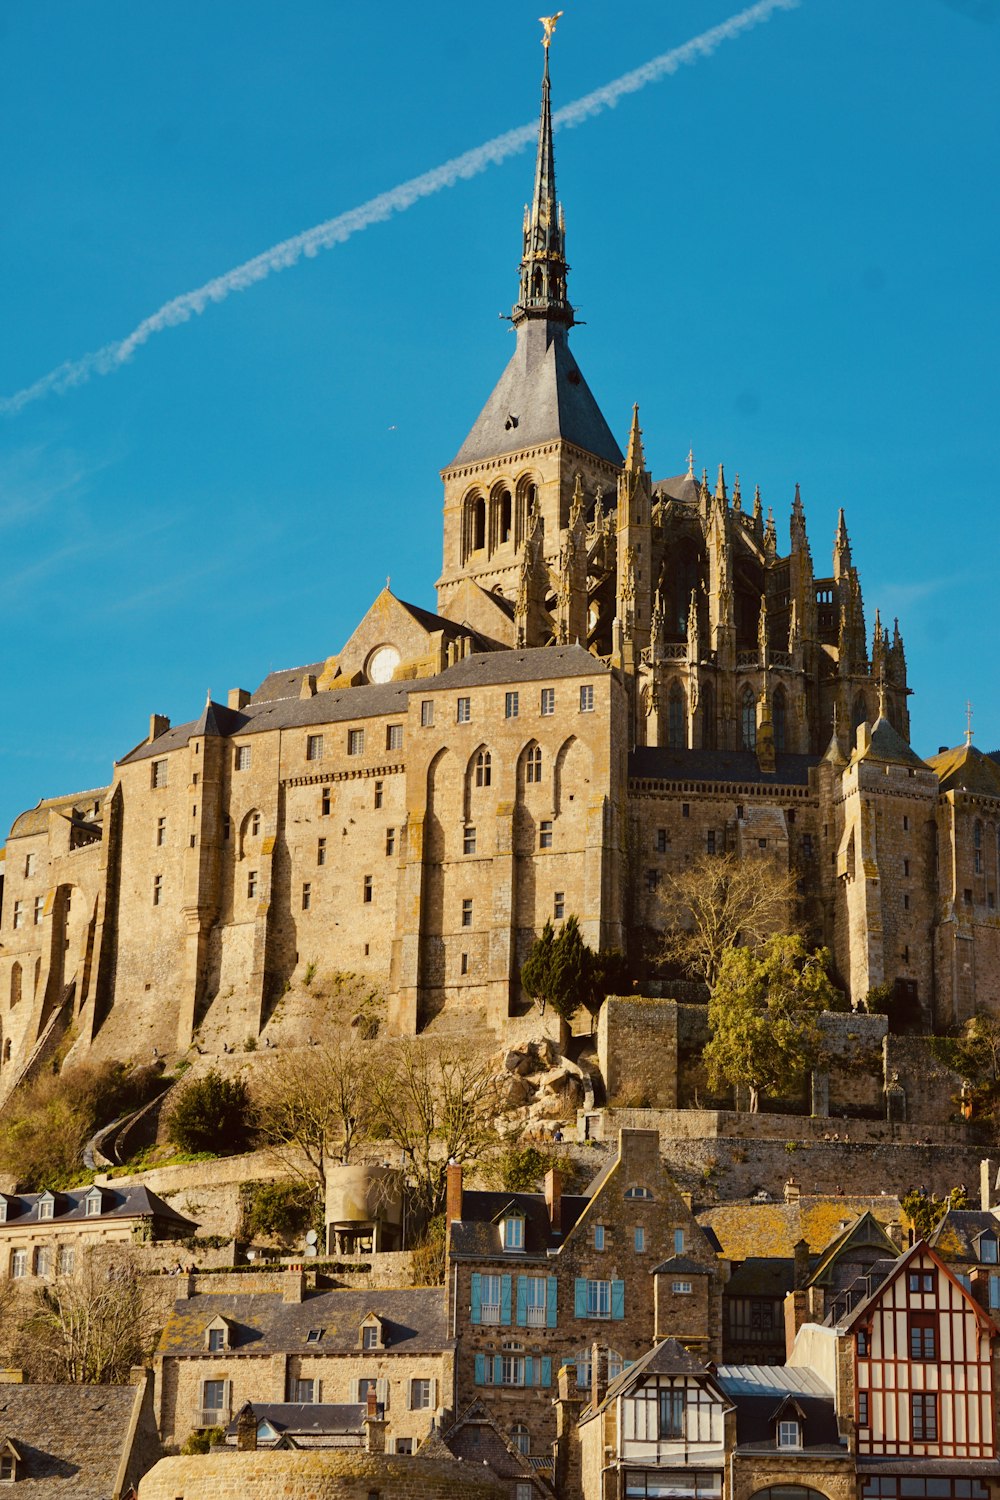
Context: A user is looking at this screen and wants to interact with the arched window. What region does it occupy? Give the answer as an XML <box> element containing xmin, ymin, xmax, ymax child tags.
<box><xmin>667</xmin><ymin>684</ymin><xmax>686</xmax><ymax>751</ymax></box>
<box><xmin>773</xmin><ymin>686</ymin><xmax>788</xmax><ymax>753</ymax></box>
<box><xmin>532</xmin><ymin>268</ymin><xmax>543</xmax><ymax>299</ymax></box>
<box><xmin>750</xmin><ymin>1489</ymin><xmax>830</xmax><ymax>1500</ymax></box>
<box><xmin>701</xmin><ymin>681</ymin><xmax>716</xmax><ymax>750</ymax></box>
<box><xmin>475</xmin><ymin>750</ymin><xmax>492</xmax><ymax>789</ymax></box>
<box><xmin>510</xmin><ymin>1424</ymin><xmax>530</xmax><ymax>1456</ymax></box>
<box><xmin>741</xmin><ymin>687</ymin><xmax>757</xmax><ymax>751</ymax></box>
<box><xmin>9</xmin><ymin>964</ymin><xmax>21</xmax><ymax>1010</ymax></box>
<box><xmin>975</xmin><ymin>820</ymin><xmax>983</xmax><ymax>875</ymax></box>
<box><xmin>525</xmin><ymin>746</ymin><xmax>542</xmax><ymax>785</ymax></box>
<box><xmin>473</xmin><ymin>496</ymin><xmax>486</xmax><ymax>552</ymax></box>
<box><xmin>853</xmin><ymin>693</ymin><xmax>868</xmax><ymax>731</ymax></box>
<box><xmin>674</xmin><ymin>541</ymin><xmax>700</xmax><ymax>635</ymax></box>
<box><xmin>499</xmin><ymin>489</ymin><xmax>513</xmax><ymax>545</ymax></box>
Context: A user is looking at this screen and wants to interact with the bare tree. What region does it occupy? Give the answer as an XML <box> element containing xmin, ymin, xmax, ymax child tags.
<box><xmin>21</xmin><ymin>1247</ymin><xmax>158</xmax><ymax>1384</ymax></box>
<box><xmin>253</xmin><ymin>1036</ymin><xmax>377</xmax><ymax>1201</ymax></box>
<box><xmin>658</xmin><ymin>851</ymin><xmax>800</xmax><ymax>991</ymax></box>
<box><xmin>372</xmin><ymin>1041</ymin><xmax>503</xmax><ymax>1222</ymax></box>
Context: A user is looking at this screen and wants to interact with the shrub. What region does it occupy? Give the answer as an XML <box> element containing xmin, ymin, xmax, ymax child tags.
<box><xmin>167</xmin><ymin>1071</ymin><xmax>253</xmax><ymax>1156</ymax></box>
<box><xmin>0</xmin><ymin>1060</ymin><xmax>162</xmax><ymax>1191</ymax></box>
<box><xmin>488</xmin><ymin>1145</ymin><xmax>550</xmax><ymax>1192</ymax></box>
<box><xmin>411</xmin><ymin>1215</ymin><xmax>446</xmax><ymax>1286</ymax></box>
<box><xmin>180</xmin><ymin>1426</ymin><xmax>224</xmax><ymax>1454</ymax></box>
<box><xmin>241</xmin><ymin>1180</ymin><xmax>316</xmax><ymax>1243</ymax></box>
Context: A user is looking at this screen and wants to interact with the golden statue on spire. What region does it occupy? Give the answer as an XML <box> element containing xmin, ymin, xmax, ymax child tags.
<box><xmin>539</xmin><ymin>12</ymin><xmax>563</xmax><ymax>48</ymax></box>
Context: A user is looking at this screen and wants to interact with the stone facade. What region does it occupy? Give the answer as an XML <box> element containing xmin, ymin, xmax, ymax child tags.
<box><xmin>1</xmin><ymin>48</ymin><xmax>998</xmax><ymax>1089</ymax></box>
<box><xmin>137</xmin><ymin>1450</ymin><xmax>505</xmax><ymax>1500</ymax></box>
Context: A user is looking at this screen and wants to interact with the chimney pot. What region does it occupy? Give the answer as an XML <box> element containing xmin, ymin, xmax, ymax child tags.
<box><xmin>446</xmin><ymin>1161</ymin><xmax>463</xmax><ymax>1224</ymax></box>
<box><xmin>545</xmin><ymin>1167</ymin><xmax>562</xmax><ymax>1235</ymax></box>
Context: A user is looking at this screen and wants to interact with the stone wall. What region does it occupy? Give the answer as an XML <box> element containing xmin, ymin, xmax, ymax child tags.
<box><xmin>138</xmin><ymin>1451</ymin><xmax>504</xmax><ymax>1500</ymax></box>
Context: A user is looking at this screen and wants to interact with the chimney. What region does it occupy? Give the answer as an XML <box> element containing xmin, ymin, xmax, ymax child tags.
<box><xmin>446</xmin><ymin>1161</ymin><xmax>463</xmax><ymax>1224</ymax></box>
<box><xmin>364</xmin><ymin>1386</ymin><xmax>387</xmax><ymax>1453</ymax></box>
<box><xmin>299</xmin><ymin>674</ymin><xmax>317</xmax><ymax>699</ymax></box>
<box><xmin>981</xmin><ymin>1159</ymin><xmax>997</xmax><ymax>1213</ymax></box>
<box><xmin>228</xmin><ymin>688</ymin><xmax>251</xmax><ymax>711</ymax></box>
<box><xmin>792</xmin><ymin>1236</ymin><xmax>811</xmax><ymax>1289</ymax></box>
<box><xmin>236</xmin><ymin>1403</ymin><xmax>258</xmax><ymax>1452</ymax></box>
<box><xmin>283</xmin><ymin>1268</ymin><xmax>306</xmax><ymax>1304</ymax></box>
<box><xmin>784</xmin><ymin>1176</ymin><xmax>801</xmax><ymax>1205</ymax></box>
<box><xmin>590</xmin><ymin>1343</ymin><xmax>609</xmax><ymax>1410</ymax></box>
<box><xmin>148</xmin><ymin>713</ymin><xmax>170</xmax><ymax>743</ymax></box>
<box><xmin>886</xmin><ymin>1220</ymin><xmax>904</xmax><ymax>1249</ymax></box>
<box><xmin>545</xmin><ymin>1167</ymin><xmax>562</xmax><ymax>1235</ymax></box>
<box><xmin>857</xmin><ymin>720</ymin><xmax>871</xmax><ymax>755</ymax></box>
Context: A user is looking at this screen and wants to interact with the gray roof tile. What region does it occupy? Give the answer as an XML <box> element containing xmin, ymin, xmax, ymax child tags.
<box><xmin>158</xmin><ymin>1286</ymin><xmax>449</xmax><ymax>1357</ymax></box>
<box><xmin>0</xmin><ymin>1384</ymin><xmax>142</xmax><ymax>1497</ymax></box>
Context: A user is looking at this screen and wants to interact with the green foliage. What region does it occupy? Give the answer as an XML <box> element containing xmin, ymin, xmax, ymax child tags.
<box><xmin>303</xmin><ymin>961</ymin><xmax>318</xmax><ymax>987</ymax></box>
<box><xmin>180</xmin><ymin>1426</ymin><xmax>224</xmax><ymax>1454</ymax></box>
<box><xmin>902</xmin><ymin>1185</ymin><xmax>968</xmax><ymax>1239</ymax></box>
<box><xmin>703</xmin><ymin>935</ymin><xmax>841</xmax><ymax>1112</ymax></box>
<box><xmin>241</xmin><ymin>1179</ymin><xmax>317</xmax><ymax>1243</ymax></box>
<box><xmin>492</xmin><ymin>1145</ymin><xmax>549</xmax><ymax>1192</ymax></box>
<box><xmin>243</xmin><ymin>1035</ymin><xmax>258</xmax><ymax>1053</ymax></box>
<box><xmin>520</xmin><ymin>916</ymin><xmax>627</xmax><ymax>1023</ymax></box>
<box><xmin>167</xmin><ymin>1071</ymin><xmax>253</xmax><ymax>1156</ymax></box>
<box><xmin>411</xmin><ymin>1214</ymin><xmax>446</xmax><ymax>1286</ymax></box>
<box><xmin>0</xmin><ymin>1060</ymin><xmax>162</xmax><ymax>1191</ymax></box>
<box><xmin>931</xmin><ymin>1012</ymin><xmax>1000</xmax><ymax>1118</ymax></box>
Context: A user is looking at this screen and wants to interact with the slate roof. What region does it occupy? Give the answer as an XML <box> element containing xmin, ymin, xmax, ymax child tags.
<box><xmin>806</xmin><ymin>1210</ymin><xmax>902</xmax><ymax>1290</ymax></box>
<box><xmin>427</xmin><ymin>644</ymin><xmax>608</xmax><ymax>692</ymax></box>
<box><xmin>250</xmin><ymin>661</ymin><xmax>327</xmax><ymax>704</ymax></box>
<box><xmin>650</xmin><ymin>1254</ymin><xmax>712</xmax><ymax>1277</ymax></box>
<box><xmin>931</xmin><ymin>1207</ymin><xmax>1000</xmax><ymax>1264</ymax></box>
<box><xmin>0</xmin><ymin>1183</ymin><xmax>194</xmax><ymax>1232</ymax></box>
<box><xmin>630</xmin><ymin>747</ymin><xmax>817</xmax><ymax>787</ymax></box>
<box><xmin>828</xmin><ymin>1242</ymin><xmax>999</xmax><ymax>1334</ymax></box>
<box><xmin>0</xmin><ymin>1383</ymin><xmax>145</xmax><ymax>1498</ymax></box>
<box><xmin>698</xmin><ymin>1197</ymin><xmax>904</xmax><ymax>1263</ymax></box>
<box><xmin>448</xmin><ymin>320</ymin><xmax>623</xmax><ymax>470</ymax></box>
<box><xmin>448</xmin><ymin>1189</ymin><xmax>589</xmax><ymax>1259</ymax></box>
<box><xmin>852</xmin><ymin>715</ymin><xmax>929</xmax><ymax>771</ymax></box>
<box><xmin>442</xmin><ymin>1398</ymin><xmax>551</xmax><ymax>1491</ymax></box>
<box><xmin>223</xmin><ymin>1402</ymin><xmax>367</xmax><ymax>1441</ymax></box>
<box><xmin>655</xmin><ymin>472</ymin><xmax>702</xmax><ymax>505</ymax></box>
<box><xmin>715</xmin><ymin>1364</ymin><xmax>842</xmax><ymax>1451</ymax></box>
<box><xmin>584</xmin><ymin>1337</ymin><xmax>728</xmax><ymax>1422</ymax></box>
<box><xmin>724</xmin><ymin>1257</ymin><xmax>796</xmax><ymax>1299</ymax></box>
<box><xmin>157</xmin><ymin>1286</ymin><xmax>450</xmax><ymax>1357</ymax></box>
<box><xmin>926</xmin><ymin>743</ymin><xmax>1000</xmax><ymax>798</ymax></box>
<box><xmin>8</xmin><ymin>789</ymin><xmax>109</xmax><ymax>840</ymax></box>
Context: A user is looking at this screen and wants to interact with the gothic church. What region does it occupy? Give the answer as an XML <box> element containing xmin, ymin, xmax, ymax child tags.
<box><xmin>1</xmin><ymin>47</ymin><xmax>998</xmax><ymax>1087</ymax></box>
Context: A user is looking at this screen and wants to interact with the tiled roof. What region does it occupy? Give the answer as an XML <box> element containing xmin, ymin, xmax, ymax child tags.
<box><xmin>931</xmin><ymin>1207</ymin><xmax>1000</xmax><ymax>1263</ymax></box>
<box><xmin>630</xmin><ymin>747</ymin><xmax>816</xmax><ymax>786</ymax></box>
<box><xmin>0</xmin><ymin>1383</ymin><xmax>143</xmax><ymax>1498</ymax></box>
<box><xmin>8</xmin><ymin>789</ymin><xmax>109</xmax><ymax>840</ymax></box>
<box><xmin>852</xmin><ymin>716</ymin><xmax>929</xmax><ymax>771</ymax></box>
<box><xmin>442</xmin><ymin>1398</ymin><xmax>550</xmax><ymax>1491</ymax></box>
<box><xmin>650</xmin><ymin>1254</ymin><xmax>712</xmax><ymax>1277</ymax></box>
<box><xmin>448</xmin><ymin>320</ymin><xmax>623</xmax><ymax>470</ymax></box>
<box><xmin>0</xmin><ymin>1184</ymin><xmax>194</xmax><ymax>1232</ymax></box>
<box><xmin>585</xmin><ymin>1338</ymin><xmax>727</xmax><ymax>1422</ymax></box>
<box><xmin>448</xmin><ymin>1189</ymin><xmax>589</xmax><ymax>1259</ymax></box>
<box><xmin>224</xmin><ymin>1402</ymin><xmax>366</xmax><ymax>1439</ymax></box>
<box><xmin>926</xmin><ymin>743</ymin><xmax>1000</xmax><ymax>798</ymax></box>
<box><xmin>157</xmin><ymin>1286</ymin><xmax>449</xmax><ymax>1357</ymax></box>
<box><xmin>698</xmin><ymin>1197</ymin><xmax>903</xmax><ymax>1262</ymax></box>
<box><xmin>427</xmin><ymin>645</ymin><xmax>608</xmax><ymax>692</ymax></box>
<box><xmin>724</xmin><ymin>1257</ymin><xmax>795</xmax><ymax>1297</ymax></box>
<box><xmin>716</xmin><ymin>1363</ymin><xmax>841</xmax><ymax>1450</ymax></box>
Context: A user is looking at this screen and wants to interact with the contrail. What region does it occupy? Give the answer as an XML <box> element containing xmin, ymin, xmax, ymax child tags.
<box><xmin>0</xmin><ymin>0</ymin><xmax>799</xmax><ymax>417</ymax></box>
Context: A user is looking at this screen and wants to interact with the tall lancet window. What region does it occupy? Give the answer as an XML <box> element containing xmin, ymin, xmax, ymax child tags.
<box><xmin>667</xmin><ymin>684</ymin><xmax>686</xmax><ymax>751</ymax></box>
<box><xmin>741</xmin><ymin>686</ymin><xmax>757</xmax><ymax>751</ymax></box>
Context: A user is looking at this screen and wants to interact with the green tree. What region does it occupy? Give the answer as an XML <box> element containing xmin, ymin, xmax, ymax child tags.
<box><xmin>703</xmin><ymin>935</ymin><xmax>841</xmax><ymax>1112</ymax></box>
<box><xmin>167</xmin><ymin>1070</ymin><xmax>253</xmax><ymax>1155</ymax></box>
<box><xmin>521</xmin><ymin>917</ymin><xmax>627</xmax><ymax>1024</ymax></box>
<box><xmin>932</xmin><ymin>1012</ymin><xmax>1000</xmax><ymax>1118</ymax></box>
<box><xmin>521</xmin><ymin>919</ymin><xmax>556</xmax><ymax>1010</ymax></box>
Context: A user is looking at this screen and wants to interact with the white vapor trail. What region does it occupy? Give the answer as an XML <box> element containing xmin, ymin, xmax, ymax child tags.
<box><xmin>0</xmin><ymin>0</ymin><xmax>799</xmax><ymax>417</ymax></box>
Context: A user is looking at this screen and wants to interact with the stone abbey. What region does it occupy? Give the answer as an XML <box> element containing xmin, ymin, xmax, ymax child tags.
<box><xmin>1</xmin><ymin>49</ymin><xmax>998</xmax><ymax>1084</ymax></box>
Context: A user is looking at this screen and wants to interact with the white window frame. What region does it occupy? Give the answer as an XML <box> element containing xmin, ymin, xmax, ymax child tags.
<box><xmin>503</xmin><ymin>1215</ymin><xmax>525</xmax><ymax>1251</ymax></box>
<box><xmin>777</xmin><ymin>1419</ymin><xmax>802</xmax><ymax>1449</ymax></box>
<box><xmin>672</xmin><ymin>1280</ymin><xmax>693</xmax><ymax>1295</ymax></box>
<box><xmin>409</xmin><ymin>1377</ymin><xmax>435</xmax><ymax>1410</ymax></box>
<box><xmin>348</xmin><ymin>728</ymin><xmax>365</xmax><ymax>756</ymax></box>
<box><xmin>235</xmin><ymin>745</ymin><xmax>251</xmax><ymax>771</ymax></box>
<box><xmin>586</xmin><ymin>1279</ymin><xmax>612</xmax><ymax>1318</ymax></box>
<box><xmin>579</xmin><ymin>684</ymin><xmax>594</xmax><ymax>712</ymax></box>
<box><xmin>540</xmin><ymin>688</ymin><xmax>555</xmax><ymax>716</ymax></box>
<box><xmin>38</xmin><ymin>1197</ymin><xmax>54</xmax><ymax>1221</ymax></box>
<box><xmin>480</xmin><ymin>1272</ymin><xmax>503</xmax><ymax>1324</ymax></box>
<box><xmin>457</xmin><ymin>696</ymin><xmax>472</xmax><ymax>724</ymax></box>
<box><xmin>306</xmin><ymin>734</ymin><xmax>324</xmax><ymax>762</ymax></box>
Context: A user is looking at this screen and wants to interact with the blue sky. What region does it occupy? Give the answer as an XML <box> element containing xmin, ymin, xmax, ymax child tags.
<box><xmin>1</xmin><ymin>0</ymin><xmax>998</xmax><ymax>830</ymax></box>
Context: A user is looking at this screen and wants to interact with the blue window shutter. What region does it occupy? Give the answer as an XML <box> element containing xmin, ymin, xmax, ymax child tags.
<box><xmin>501</xmin><ymin>1274</ymin><xmax>512</xmax><ymax>1325</ymax></box>
<box><xmin>612</xmin><ymin>1280</ymin><xmax>625</xmax><ymax>1320</ymax></box>
<box><xmin>541</xmin><ymin>1357</ymin><xmax>552</xmax><ymax>1387</ymax></box>
<box><xmin>471</xmin><ymin>1273</ymin><xmax>482</xmax><ymax>1325</ymax></box>
<box><xmin>493</xmin><ymin>1355</ymin><xmax>504</xmax><ymax>1385</ymax></box>
<box><xmin>547</xmin><ymin>1276</ymin><xmax>558</xmax><ymax>1328</ymax></box>
<box><xmin>575</xmin><ymin>1278</ymin><xmax>588</xmax><ymax>1318</ymax></box>
<box><xmin>474</xmin><ymin>1353</ymin><xmax>486</xmax><ymax>1385</ymax></box>
<box><xmin>516</xmin><ymin>1276</ymin><xmax>528</xmax><ymax>1327</ymax></box>
<box><xmin>525</xmin><ymin>1356</ymin><xmax>535</xmax><ymax>1387</ymax></box>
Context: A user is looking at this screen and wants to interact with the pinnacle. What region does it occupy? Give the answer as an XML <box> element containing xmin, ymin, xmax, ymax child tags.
<box><xmin>624</xmin><ymin>403</ymin><xmax>645</xmax><ymax>473</ymax></box>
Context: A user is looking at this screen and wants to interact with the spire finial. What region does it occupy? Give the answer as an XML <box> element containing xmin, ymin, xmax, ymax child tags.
<box><xmin>513</xmin><ymin>20</ymin><xmax>572</xmax><ymax>328</ymax></box>
<box><xmin>715</xmin><ymin>463</ymin><xmax>727</xmax><ymax>503</ymax></box>
<box><xmin>687</xmin><ymin>447</ymin><xmax>695</xmax><ymax>479</ymax></box>
<box><xmin>966</xmin><ymin>700</ymin><xmax>974</xmax><ymax>747</ymax></box>
<box><xmin>625</xmin><ymin>404</ymin><xmax>645</xmax><ymax>473</ymax></box>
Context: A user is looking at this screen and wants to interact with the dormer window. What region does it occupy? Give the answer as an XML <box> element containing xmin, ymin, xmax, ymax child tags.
<box><xmin>84</xmin><ymin>1189</ymin><xmax>103</xmax><ymax>1217</ymax></box>
<box><xmin>204</xmin><ymin>1318</ymin><xmax>230</xmax><ymax>1353</ymax></box>
<box><xmin>979</xmin><ymin>1234</ymin><xmax>999</xmax><ymax>1265</ymax></box>
<box><xmin>503</xmin><ymin>1215</ymin><xmax>525</xmax><ymax>1252</ymax></box>
<box><xmin>362</xmin><ymin>1325</ymin><xmax>380</xmax><ymax>1350</ymax></box>
<box><xmin>38</xmin><ymin>1193</ymin><xmax>55</xmax><ymax>1221</ymax></box>
<box><xmin>777</xmin><ymin>1419</ymin><xmax>802</xmax><ymax>1449</ymax></box>
<box><xmin>0</xmin><ymin>1200</ymin><xmax>8</xmax><ymax>1225</ymax></box>
<box><xmin>0</xmin><ymin>1440</ymin><xmax>21</xmax><ymax>1483</ymax></box>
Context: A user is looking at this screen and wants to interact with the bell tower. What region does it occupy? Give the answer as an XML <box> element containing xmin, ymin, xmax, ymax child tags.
<box><xmin>436</xmin><ymin>22</ymin><xmax>623</xmax><ymax>645</ymax></box>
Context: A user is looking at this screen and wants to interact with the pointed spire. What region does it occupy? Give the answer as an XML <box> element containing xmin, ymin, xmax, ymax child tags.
<box><xmin>513</xmin><ymin>38</ymin><xmax>572</xmax><ymax>329</ymax></box>
<box><xmin>715</xmin><ymin>463</ymin><xmax>727</xmax><ymax>503</ymax></box>
<box><xmin>764</xmin><ymin>506</ymin><xmax>777</xmax><ymax>556</ymax></box>
<box><xmin>686</xmin><ymin>447</ymin><xmax>695</xmax><ymax>480</ymax></box>
<box><xmin>569</xmin><ymin>471</ymin><xmax>585</xmax><ymax>527</ymax></box>
<box><xmin>752</xmin><ymin>484</ymin><xmax>763</xmax><ymax>536</ymax></box>
<box><xmin>624</xmin><ymin>404</ymin><xmax>646</xmax><ymax>473</ymax></box>
<box><xmin>732</xmin><ymin>473</ymin><xmax>742</xmax><ymax>513</ymax></box>
<box><xmin>833</xmin><ymin>507</ymin><xmax>852</xmax><ymax>577</ymax></box>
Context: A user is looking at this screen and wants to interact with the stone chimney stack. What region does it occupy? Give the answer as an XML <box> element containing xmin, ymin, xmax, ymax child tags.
<box><xmin>365</xmin><ymin>1386</ymin><xmax>387</xmax><ymax>1453</ymax></box>
<box><xmin>446</xmin><ymin>1161</ymin><xmax>463</xmax><ymax>1223</ymax></box>
<box><xmin>228</xmin><ymin>688</ymin><xmax>251</xmax><ymax>711</ymax></box>
<box><xmin>236</xmin><ymin>1403</ymin><xmax>258</xmax><ymax>1452</ymax></box>
<box><xmin>545</xmin><ymin>1167</ymin><xmax>562</xmax><ymax>1235</ymax></box>
<box><xmin>148</xmin><ymin>713</ymin><xmax>170</xmax><ymax>742</ymax></box>
<box><xmin>283</xmin><ymin>1268</ymin><xmax>306</xmax><ymax>1304</ymax></box>
<box><xmin>784</xmin><ymin>1176</ymin><xmax>801</xmax><ymax>1205</ymax></box>
<box><xmin>981</xmin><ymin>1159</ymin><xmax>997</xmax><ymax>1213</ymax></box>
<box><xmin>590</xmin><ymin>1343</ymin><xmax>609</xmax><ymax>1410</ymax></box>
